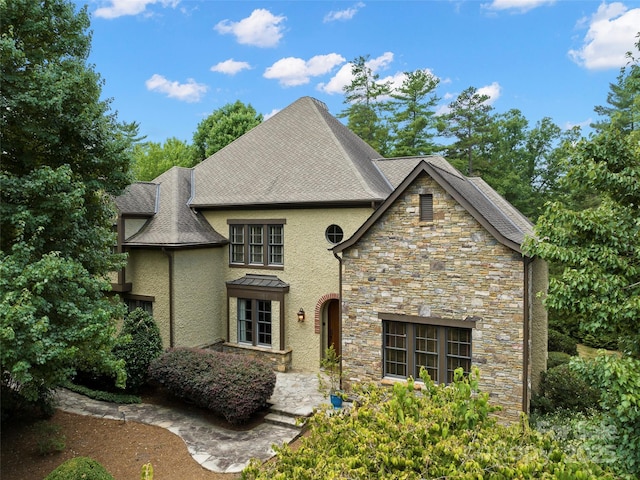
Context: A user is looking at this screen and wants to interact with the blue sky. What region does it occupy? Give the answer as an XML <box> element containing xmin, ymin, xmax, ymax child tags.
<box><xmin>76</xmin><ymin>0</ymin><xmax>640</xmax><ymax>144</ymax></box>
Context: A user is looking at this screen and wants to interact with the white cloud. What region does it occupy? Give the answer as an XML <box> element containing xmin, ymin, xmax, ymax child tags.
<box><xmin>481</xmin><ymin>0</ymin><xmax>555</xmax><ymax>13</ymax></box>
<box><xmin>264</xmin><ymin>54</ymin><xmax>345</xmax><ymax>87</ymax></box>
<box><xmin>210</xmin><ymin>59</ymin><xmax>251</xmax><ymax>75</ymax></box>
<box><xmin>264</xmin><ymin>109</ymin><xmax>281</xmax><ymax>121</ymax></box>
<box><xmin>317</xmin><ymin>52</ymin><xmax>394</xmax><ymax>94</ymax></box>
<box><xmin>477</xmin><ymin>82</ymin><xmax>502</xmax><ymax>105</ymax></box>
<box><xmin>94</xmin><ymin>0</ymin><xmax>179</xmax><ymax>19</ymax></box>
<box><xmin>563</xmin><ymin>118</ymin><xmax>592</xmax><ymax>131</ymax></box>
<box><xmin>568</xmin><ymin>3</ymin><xmax>640</xmax><ymax>70</ymax></box>
<box><xmin>324</xmin><ymin>2</ymin><xmax>365</xmax><ymax>22</ymax></box>
<box><xmin>215</xmin><ymin>9</ymin><xmax>286</xmax><ymax>48</ymax></box>
<box><xmin>145</xmin><ymin>74</ymin><xmax>207</xmax><ymax>102</ymax></box>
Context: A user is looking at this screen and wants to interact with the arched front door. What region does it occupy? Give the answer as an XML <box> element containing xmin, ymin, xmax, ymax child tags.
<box><xmin>327</xmin><ymin>298</ymin><xmax>340</xmax><ymax>357</ymax></box>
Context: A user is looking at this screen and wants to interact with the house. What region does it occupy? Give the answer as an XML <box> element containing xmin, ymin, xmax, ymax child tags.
<box><xmin>113</xmin><ymin>97</ymin><xmax>391</xmax><ymax>372</ymax></box>
<box><xmin>112</xmin><ymin>96</ymin><xmax>547</xmax><ymax>420</ymax></box>
<box><xmin>332</xmin><ymin>157</ymin><xmax>548</xmax><ymax>421</ymax></box>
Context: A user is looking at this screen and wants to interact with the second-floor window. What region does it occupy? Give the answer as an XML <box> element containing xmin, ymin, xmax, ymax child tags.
<box><xmin>229</xmin><ymin>220</ymin><xmax>285</xmax><ymax>267</ymax></box>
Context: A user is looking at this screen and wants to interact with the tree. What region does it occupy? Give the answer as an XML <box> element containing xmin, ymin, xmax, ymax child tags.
<box><xmin>388</xmin><ymin>69</ymin><xmax>441</xmax><ymax>157</ymax></box>
<box><xmin>591</xmin><ymin>33</ymin><xmax>639</xmax><ymax>135</ymax></box>
<box><xmin>192</xmin><ymin>101</ymin><xmax>262</xmax><ymax>161</ymax></box>
<box><xmin>339</xmin><ymin>55</ymin><xmax>392</xmax><ymax>155</ymax></box>
<box><xmin>0</xmin><ymin>0</ymin><xmax>135</xmax><ymax>404</ymax></box>
<box><xmin>132</xmin><ymin>137</ymin><xmax>198</xmax><ymax>181</ymax></box>
<box><xmin>437</xmin><ymin>86</ymin><xmax>494</xmax><ymax>175</ymax></box>
<box><xmin>523</xmin><ymin>129</ymin><xmax>640</xmax><ymax>358</ymax></box>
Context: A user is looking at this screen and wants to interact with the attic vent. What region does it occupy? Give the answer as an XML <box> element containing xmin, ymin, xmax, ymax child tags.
<box><xmin>420</xmin><ymin>194</ymin><xmax>433</xmax><ymax>222</ymax></box>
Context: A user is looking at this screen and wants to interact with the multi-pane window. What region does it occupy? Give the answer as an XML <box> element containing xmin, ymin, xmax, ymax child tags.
<box><xmin>229</xmin><ymin>222</ymin><xmax>284</xmax><ymax>267</ymax></box>
<box><xmin>238</xmin><ymin>298</ymin><xmax>272</xmax><ymax>347</ymax></box>
<box><xmin>383</xmin><ymin>320</ymin><xmax>471</xmax><ymax>384</ymax></box>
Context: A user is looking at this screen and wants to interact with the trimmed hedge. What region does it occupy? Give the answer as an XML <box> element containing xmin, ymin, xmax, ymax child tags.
<box><xmin>547</xmin><ymin>351</ymin><xmax>572</xmax><ymax>369</ymax></box>
<box><xmin>532</xmin><ymin>363</ymin><xmax>601</xmax><ymax>413</ymax></box>
<box><xmin>548</xmin><ymin>329</ymin><xmax>578</xmax><ymax>356</ymax></box>
<box><xmin>113</xmin><ymin>308</ymin><xmax>163</xmax><ymax>392</ymax></box>
<box><xmin>148</xmin><ymin>347</ymin><xmax>276</xmax><ymax>424</ymax></box>
<box><xmin>44</xmin><ymin>457</ymin><xmax>114</xmax><ymax>480</ymax></box>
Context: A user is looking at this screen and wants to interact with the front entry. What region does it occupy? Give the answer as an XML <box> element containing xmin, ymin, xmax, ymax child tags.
<box><xmin>327</xmin><ymin>298</ymin><xmax>340</xmax><ymax>357</ymax></box>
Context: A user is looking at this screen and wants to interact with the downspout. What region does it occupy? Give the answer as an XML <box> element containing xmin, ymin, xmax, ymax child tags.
<box><xmin>116</xmin><ymin>214</ymin><xmax>126</xmax><ymax>286</ymax></box>
<box><xmin>162</xmin><ymin>248</ymin><xmax>175</xmax><ymax>348</ymax></box>
<box><xmin>522</xmin><ymin>256</ymin><xmax>532</xmax><ymax>413</ymax></box>
<box><xmin>333</xmin><ymin>250</ymin><xmax>343</xmax><ymax>390</ymax></box>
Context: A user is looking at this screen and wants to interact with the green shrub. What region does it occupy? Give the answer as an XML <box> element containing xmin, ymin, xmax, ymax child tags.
<box><xmin>581</xmin><ymin>332</ymin><xmax>619</xmax><ymax>351</ymax></box>
<box><xmin>547</xmin><ymin>351</ymin><xmax>572</xmax><ymax>369</ymax></box>
<box><xmin>62</xmin><ymin>381</ymin><xmax>141</xmax><ymax>404</ymax></box>
<box><xmin>573</xmin><ymin>354</ymin><xmax>640</xmax><ymax>477</ymax></box>
<box><xmin>1</xmin><ymin>374</ymin><xmax>56</xmax><ymax>421</ymax></box>
<box><xmin>34</xmin><ymin>421</ymin><xmax>66</xmax><ymax>455</ymax></box>
<box><xmin>44</xmin><ymin>456</ymin><xmax>114</xmax><ymax>480</ymax></box>
<box><xmin>532</xmin><ymin>363</ymin><xmax>601</xmax><ymax>414</ymax></box>
<box><xmin>148</xmin><ymin>347</ymin><xmax>276</xmax><ymax>424</ymax></box>
<box><xmin>113</xmin><ymin>308</ymin><xmax>163</xmax><ymax>393</ymax></box>
<box><xmin>548</xmin><ymin>329</ymin><xmax>578</xmax><ymax>355</ymax></box>
<box><xmin>243</xmin><ymin>368</ymin><xmax>611</xmax><ymax>479</ymax></box>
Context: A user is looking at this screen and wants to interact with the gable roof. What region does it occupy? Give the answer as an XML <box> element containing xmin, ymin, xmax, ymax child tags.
<box><xmin>190</xmin><ymin>97</ymin><xmax>393</xmax><ymax>208</ymax></box>
<box><xmin>334</xmin><ymin>157</ymin><xmax>534</xmax><ymax>255</ymax></box>
<box><xmin>123</xmin><ymin>167</ymin><xmax>227</xmax><ymax>248</ymax></box>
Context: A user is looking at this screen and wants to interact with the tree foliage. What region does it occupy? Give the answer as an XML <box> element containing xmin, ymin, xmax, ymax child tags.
<box><xmin>438</xmin><ymin>86</ymin><xmax>494</xmax><ymax>175</ymax></box>
<box><xmin>523</xmin><ymin>130</ymin><xmax>640</xmax><ymax>357</ymax></box>
<box><xmin>339</xmin><ymin>55</ymin><xmax>392</xmax><ymax>155</ymax></box>
<box><xmin>243</xmin><ymin>368</ymin><xmax>611</xmax><ymax>479</ymax></box>
<box><xmin>0</xmin><ymin>0</ymin><xmax>133</xmax><ymax>402</ymax></box>
<box><xmin>192</xmin><ymin>100</ymin><xmax>262</xmax><ymax>161</ymax></box>
<box><xmin>388</xmin><ymin>69</ymin><xmax>440</xmax><ymax>156</ymax></box>
<box><xmin>132</xmin><ymin>137</ymin><xmax>198</xmax><ymax>181</ymax></box>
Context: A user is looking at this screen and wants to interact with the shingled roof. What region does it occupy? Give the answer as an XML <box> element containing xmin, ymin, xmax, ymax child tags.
<box><xmin>123</xmin><ymin>167</ymin><xmax>227</xmax><ymax>248</ymax></box>
<box><xmin>334</xmin><ymin>157</ymin><xmax>534</xmax><ymax>254</ymax></box>
<box><xmin>114</xmin><ymin>182</ymin><xmax>158</xmax><ymax>216</ymax></box>
<box><xmin>190</xmin><ymin>97</ymin><xmax>393</xmax><ymax>208</ymax></box>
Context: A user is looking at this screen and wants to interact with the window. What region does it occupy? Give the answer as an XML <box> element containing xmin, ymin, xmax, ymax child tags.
<box><xmin>420</xmin><ymin>194</ymin><xmax>433</xmax><ymax>222</ymax></box>
<box><xmin>238</xmin><ymin>298</ymin><xmax>272</xmax><ymax>347</ymax></box>
<box><xmin>383</xmin><ymin>320</ymin><xmax>471</xmax><ymax>383</ymax></box>
<box><xmin>325</xmin><ymin>224</ymin><xmax>344</xmax><ymax>244</ymax></box>
<box><xmin>125</xmin><ymin>298</ymin><xmax>153</xmax><ymax>315</ymax></box>
<box><xmin>228</xmin><ymin>220</ymin><xmax>285</xmax><ymax>267</ymax></box>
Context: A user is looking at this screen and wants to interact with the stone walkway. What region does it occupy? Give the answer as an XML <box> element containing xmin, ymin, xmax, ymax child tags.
<box><xmin>55</xmin><ymin>372</ymin><xmax>327</xmax><ymax>474</ymax></box>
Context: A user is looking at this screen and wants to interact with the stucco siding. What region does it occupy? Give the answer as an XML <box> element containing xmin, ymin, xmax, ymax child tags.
<box><xmin>126</xmin><ymin>249</ymin><xmax>171</xmax><ymax>348</ymax></box>
<box><xmin>173</xmin><ymin>248</ymin><xmax>225</xmax><ymax>347</ymax></box>
<box><xmin>204</xmin><ymin>207</ymin><xmax>373</xmax><ymax>371</ymax></box>
<box><xmin>341</xmin><ymin>173</ymin><xmax>527</xmax><ymax>422</ymax></box>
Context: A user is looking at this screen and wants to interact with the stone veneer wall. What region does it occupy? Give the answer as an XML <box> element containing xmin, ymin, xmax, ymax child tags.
<box><xmin>341</xmin><ymin>172</ymin><xmax>527</xmax><ymax>422</ymax></box>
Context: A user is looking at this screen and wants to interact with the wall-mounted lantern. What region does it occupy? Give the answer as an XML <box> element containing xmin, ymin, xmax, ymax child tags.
<box><xmin>297</xmin><ymin>308</ymin><xmax>305</xmax><ymax>322</ymax></box>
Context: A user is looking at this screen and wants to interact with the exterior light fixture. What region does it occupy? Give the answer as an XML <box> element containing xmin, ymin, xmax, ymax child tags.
<box><xmin>297</xmin><ymin>308</ymin><xmax>305</xmax><ymax>322</ymax></box>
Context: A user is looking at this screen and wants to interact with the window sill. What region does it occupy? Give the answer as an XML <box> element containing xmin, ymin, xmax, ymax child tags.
<box><xmin>381</xmin><ymin>376</ymin><xmax>424</xmax><ymax>389</ymax></box>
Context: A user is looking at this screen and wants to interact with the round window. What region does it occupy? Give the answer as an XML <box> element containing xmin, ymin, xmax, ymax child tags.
<box><xmin>325</xmin><ymin>224</ymin><xmax>344</xmax><ymax>244</ymax></box>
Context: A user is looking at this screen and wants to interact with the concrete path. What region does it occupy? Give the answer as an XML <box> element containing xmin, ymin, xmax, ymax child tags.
<box><xmin>55</xmin><ymin>372</ymin><xmax>327</xmax><ymax>474</ymax></box>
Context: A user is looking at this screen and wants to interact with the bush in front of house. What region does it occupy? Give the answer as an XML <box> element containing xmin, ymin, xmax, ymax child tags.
<box><xmin>548</xmin><ymin>329</ymin><xmax>578</xmax><ymax>355</ymax></box>
<box><xmin>44</xmin><ymin>456</ymin><xmax>114</xmax><ymax>480</ymax></box>
<box><xmin>148</xmin><ymin>347</ymin><xmax>276</xmax><ymax>424</ymax></box>
<box><xmin>532</xmin><ymin>363</ymin><xmax>601</xmax><ymax>414</ymax></box>
<box><xmin>113</xmin><ymin>308</ymin><xmax>163</xmax><ymax>393</ymax></box>
<box><xmin>243</xmin><ymin>367</ymin><xmax>612</xmax><ymax>479</ymax></box>
<box><xmin>547</xmin><ymin>351</ymin><xmax>573</xmax><ymax>369</ymax></box>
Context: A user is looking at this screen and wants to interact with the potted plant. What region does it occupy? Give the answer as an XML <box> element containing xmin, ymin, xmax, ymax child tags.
<box><xmin>318</xmin><ymin>345</ymin><xmax>346</xmax><ymax>408</ymax></box>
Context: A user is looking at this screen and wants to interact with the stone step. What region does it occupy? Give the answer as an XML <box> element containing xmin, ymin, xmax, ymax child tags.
<box><xmin>264</xmin><ymin>412</ymin><xmax>302</xmax><ymax>429</ymax></box>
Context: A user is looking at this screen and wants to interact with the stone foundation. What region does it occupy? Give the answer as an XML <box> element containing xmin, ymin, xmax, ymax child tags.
<box><xmin>222</xmin><ymin>342</ymin><xmax>293</xmax><ymax>372</ymax></box>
